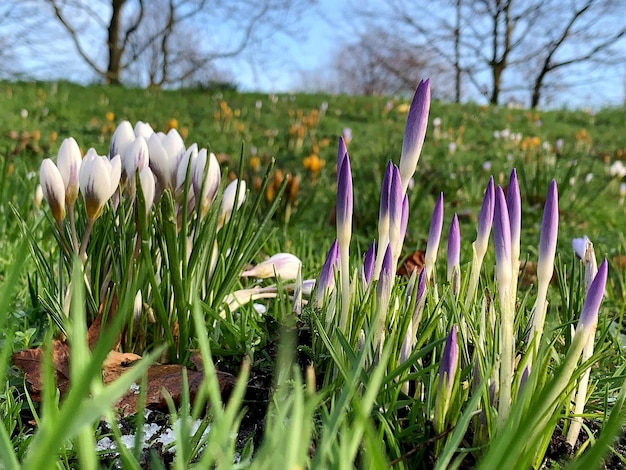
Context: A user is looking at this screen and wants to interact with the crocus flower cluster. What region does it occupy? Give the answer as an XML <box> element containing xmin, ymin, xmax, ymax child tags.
<box><xmin>312</xmin><ymin>77</ymin><xmax>608</xmax><ymax>450</ymax></box>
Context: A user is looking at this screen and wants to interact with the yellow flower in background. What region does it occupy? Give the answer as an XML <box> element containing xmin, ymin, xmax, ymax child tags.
<box><xmin>250</xmin><ymin>155</ymin><xmax>261</xmax><ymax>173</ymax></box>
<box><xmin>50</xmin><ymin>131</ymin><xmax>58</xmax><ymax>143</ymax></box>
<box><xmin>180</xmin><ymin>126</ymin><xmax>188</xmax><ymax>139</ymax></box>
<box><xmin>167</xmin><ymin>118</ymin><xmax>179</xmax><ymax>131</ymax></box>
<box><xmin>531</xmin><ymin>136</ymin><xmax>541</xmax><ymax>148</ymax></box>
<box><xmin>105</xmin><ymin>111</ymin><xmax>115</xmax><ymax>122</ymax></box>
<box><xmin>396</xmin><ymin>103</ymin><xmax>410</xmax><ymax>113</ymax></box>
<box><xmin>32</xmin><ymin>129</ymin><xmax>41</xmax><ymax>141</ymax></box>
<box><xmin>303</xmin><ymin>154</ymin><xmax>324</xmax><ymax>174</ymax></box>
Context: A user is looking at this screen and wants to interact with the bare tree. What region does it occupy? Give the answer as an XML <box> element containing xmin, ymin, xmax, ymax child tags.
<box><xmin>524</xmin><ymin>0</ymin><xmax>626</xmax><ymax>108</ymax></box>
<box><xmin>27</xmin><ymin>0</ymin><xmax>313</xmax><ymax>86</ymax></box>
<box><xmin>319</xmin><ymin>28</ymin><xmax>454</xmax><ymax>98</ymax></box>
<box><xmin>350</xmin><ymin>0</ymin><xmax>626</xmax><ymax>106</ymax></box>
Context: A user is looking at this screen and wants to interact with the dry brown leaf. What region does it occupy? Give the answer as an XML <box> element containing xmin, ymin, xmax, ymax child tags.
<box><xmin>397</xmin><ymin>250</ymin><xmax>426</xmax><ymax>278</ymax></box>
<box><xmin>111</xmin><ymin>362</ymin><xmax>237</xmax><ymax>417</ymax></box>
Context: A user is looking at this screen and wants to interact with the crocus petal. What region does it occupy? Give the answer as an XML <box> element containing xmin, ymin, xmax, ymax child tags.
<box><xmin>316</xmin><ymin>240</ymin><xmax>340</xmax><ymax>306</ymax></box>
<box><xmin>40</xmin><ymin>158</ymin><xmax>66</xmax><ymax>223</ymax></box>
<box><xmin>336</xmin><ymin>150</ymin><xmax>353</xmax><ymax>247</ymax></box>
<box><xmin>362</xmin><ymin>240</ymin><xmax>376</xmax><ymax>286</ymax></box>
<box><xmin>572</xmin><ymin>236</ymin><xmax>591</xmax><ymax>259</ymax></box>
<box><xmin>193</xmin><ymin>149</ymin><xmax>221</xmax><ymax>214</ymax></box>
<box><xmin>220</xmin><ymin>179</ymin><xmax>246</xmax><ymax>226</ymax></box>
<box><xmin>109</xmin><ymin>120</ymin><xmax>135</xmax><ymax>159</ymax></box>
<box><xmin>337</xmin><ymin>136</ymin><xmax>348</xmax><ymax>172</ymax></box>
<box><xmin>439</xmin><ymin>325</ymin><xmax>458</xmax><ymax>390</ymax></box>
<box><xmin>241</xmin><ymin>253</ymin><xmax>302</xmax><ymax>280</ymax></box>
<box><xmin>133</xmin><ymin>121</ymin><xmax>154</xmax><ymax>139</ymax></box>
<box><xmin>577</xmin><ymin>259</ymin><xmax>608</xmax><ymax>332</ymax></box>
<box><xmin>123</xmin><ymin>136</ymin><xmax>149</xmax><ymax>181</ymax></box>
<box><xmin>148</xmin><ymin>132</ymin><xmax>176</xmax><ymax>191</ymax></box>
<box><xmin>176</xmin><ymin>143</ymin><xmax>197</xmax><ymax>190</ymax></box>
<box><xmin>447</xmin><ymin>214</ymin><xmax>460</xmax><ymax>296</ymax></box>
<box><xmin>493</xmin><ymin>186</ymin><xmax>512</xmax><ymax>288</ymax></box>
<box><xmin>56</xmin><ymin>137</ymin><xmax>82</xmax><ymax>206</ymax></box>
<box><xmin>537</xmin><ymin>180</ymin><xmax>558</xmax><ymax>285</ymax></box>
<box><xmin>506</xmin><ymin>169</ymin><xmax>521</xmax><ymax>270</ymax></box>
<box><xmin>139</xmin><ymin>167</ymin><xmax>156</xmax><ymax>215</ymax></box>
<box><xmin>475</xmin><ymin>176</ymin><xmax>495</xmax><ymax>257</ymax></box>
<box><xmin>424</xmin><ymin>192</ymin><xmax>444</xmax><ymax>280</ymax></box>
<box><xmin>400</xmin><ymin>79</ymin><xmax>430</xmax><ymax>194</ymax></box>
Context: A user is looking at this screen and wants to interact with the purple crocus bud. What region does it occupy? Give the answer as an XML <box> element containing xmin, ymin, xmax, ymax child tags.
<box><xmin>400</xmin><ymin>79</ymin><xmax>431</xmax><ymax>194</ymax></box>
<box><xmin>519</xmin><ymin>364</ymin><xmax>531</xmax><ymax>393</ymax></box>
<box><xmin>377</xmin><ymin>244</ymin><xmax>394</xmax><ymax>299</ymax></box>
<box><xmin>388</xmin><ymin>165</ymin><xmax>403</xmax><ymax>263</ymax></box>
<box><xmin>378</xmin><ymin>161</ymin><xmax>393</xmax><ymax>235</ymax></box>
<box><xmin>336</xmin><ymin>149</ymin><xmax>353</xmax><ymax>248</ymax></box>
<box><xmin>537</xmin><ymin>180</ymin><xmax>558</xmax><ymax>286</ymax></box>
<box><xmin>337</xmin><ymin>136</ymin><xmax>348</xmax><ymax>172</ymax></box>
<box><xmin>424</xmin><ymin>192</ymin><xmax>444</xmax><ymax>281</ymax></box>
<box><xmin>362</xmin><ymin>240</ymin><xmax>376</xmax><ymax>286</ymax></box>
<box><xmin>415</xmin><ymin>267</ymin><xmax>426</xmax><ymax>304</ymax></box>
<box><xmin>475</xmin><ymin>176</ymin><xmax>495</xmax><ymax>257</ymax></box>
<box><xmin>447</xmin><ymin>213</ymin><xmax>461</xmax><ymax>296</ymax></box>
<box><xmin>577</xmin><ymin>259</ymin><xmax>608</xmax><ymax>332</ymax></box>
<box><xmin>506</xmin><ymin>169</ymin><xmax>521</xmax><ymax>272</ymax></box>
<box><xmin>373</xmin><ymin>162</ymin><xmax>394</xmax><ymax>281</ymax></box>
<box><xmin>56</xmin><ymin>137</ymin><xmax>82</xmax><ymax>207</ymax></box>
<box><xmin>315</xmin><ymin>240</ymin><xmax>340</xmax><ymax>307</ymax></box>
<box><xmin>493</xmin><ymin>186</ymin><xmax>512</xmax><ymax>289</ymax></box>
<box><xmin>40</xmin><ymin>158</ymin><xmax>66</xmax><ymax>224</ymax></box>
<box><xmin>400</xmin><ymin>195</ymin><xmax>409</xmax><ymax>248</ymax></box>
<box><xmin>439</xmin><ymin>325</ymin><xmax>459</xmax><ymax>391</ymax></box>
<box><xmin>572</xmin><ymin>236</ymin><xmax>591</xmax><ymax>259</ymax></box>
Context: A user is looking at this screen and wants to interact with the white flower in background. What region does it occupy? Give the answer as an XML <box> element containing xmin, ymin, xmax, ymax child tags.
<box><xmin>109</xmin><ymin>120</ymin><xmax>135</xmax><ymax>159</ymax></box>
<box><xmin>241</xmin><ymin>253</ymin><xmax>302</xmax><ymax>280</ymax></box>
<box><xmin>448</xmin><ymin>142</ymin><xmax>457</xmax><ymax>155</ymax></box>
<box><xmin>482</xmin><ymin>161</ymin><xmax>492</xmax><ymax>172</ymax></box>
<box><xmin>79</xmin><ymin>149</ymin><xmax>122</xmax><ymax>221</ymax></box>
<box><xmin>608</xmin><ymin>161</ymin><xmax>626</xmax><ymax>178</ymax></box>
<box><xmin>192</xmin><ymin>149</ymin><xmax>221</xmax><ymax>216</ymax></box>
<box><xmin>585</xmin><ymin>173</ymin><xmax>593</xmax><ymax>183</ymax></box>
<box><xmin>219</xmin><ymin>179</ymin><xmax>246</xmax><ymax>227</ymax></box>
<box><xmin>620</xmin><ymin>182</ymin><xmax>626</xmax><ymax>198</ymax></box>
<box><xmin>34</xmin><ymin>184</ymin><xmax>44</xmax><ymax>209</ymax></box>
<box><xmin>40</xmin><ymin>158</ymin><xmax>66</xmax><ymax>223</ymax></box>
<box><xmin>56</xmin><ymin>137</ymin><xmax>82</xmax><ymax>207</ymax></box>
<box><xmin>20</xmin><ymin>109</ymin><xmax>28</xmax><ymax>119</ymax></box>
<box><xmin>572</xmin><ymin>236</ymin><xmax>591</xmax><ymax>259</ymax></box>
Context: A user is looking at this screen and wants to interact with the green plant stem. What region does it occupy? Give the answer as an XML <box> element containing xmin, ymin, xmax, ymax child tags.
<box><xmin>68</xmin><ymin>204</ymin><xmax>79</xmax><ymax>254</ymax></box>
<box><xmin>78</xmin><ymin>218</ymin><xmax>94</xmax><ymax>261</ymax></box>
<box><xmin>498</xmin><ymin>285</ymin><xmax>514</xmax><ymax>426</ymax></box>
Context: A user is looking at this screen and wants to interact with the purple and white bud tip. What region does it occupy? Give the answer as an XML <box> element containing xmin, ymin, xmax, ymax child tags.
<box><xmin>439</xmin><ymin>325</ymin><xmax>459</xmax><ymax>389</ymax></box>
<box><xmin>362</xmin><ymin>240</ymin><xmax>376</xmax><ymax>286</ymax></box>
<box><xmin>493</xmin><ymin>186</ymin><xmax>512</xmax><ymax>287</ymax></box>
<box><xmin>476</xmin><ymin>176</ymin><xmax>495</xmax><ymax>253</ymax></box>
<box><xmin>400</xmin><ymin>79</ymin><xmax>431</xmax><ymax>193</ymax></box>
<box><xmin>336</xmin><ymin>149</ymin><xmax>353</xmax><ymax>246</ymax></box>
<box><xmin>577</xmin><ymin>259</ymin><xmax>608</xmax><ymax>331</ymax></box>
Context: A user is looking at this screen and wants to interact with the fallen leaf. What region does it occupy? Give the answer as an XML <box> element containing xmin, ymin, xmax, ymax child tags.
<box><xmin>397</xmin><ymin>250</ymin><xmax>425</xmax><ymax>277</ymax></box>
<box><xmin>111</xmin><ymin>362</ymin><xmax>237</xmax><ymax>417</ymax></box>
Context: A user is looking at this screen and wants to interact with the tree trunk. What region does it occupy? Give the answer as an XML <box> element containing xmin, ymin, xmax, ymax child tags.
<box><xmin>106</xmin><ymin>0</ymin><xmax>126</xmax><ymax>85</ymax></box>
<box><xmin>454</xmin><ymin>0</ymin><xmax>462</xmax><ymax>102</ymax></box>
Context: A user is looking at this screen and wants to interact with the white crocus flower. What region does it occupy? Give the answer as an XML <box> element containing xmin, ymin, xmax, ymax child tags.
<box><xmin>79</xmin><ymin>149</ymin><xmax>121</xmax><ymax>222</ymax></box>
<box><xmin>109</xmin><ymin>120</ymin><xmax>135</xmax><ymax>159</ymax></box>
<box><xmin>122</xmin><ymin>136</ymin><xmax>149</xmax><ymax>194</ymax></box>
<box><xmin>139</xmin><ymin>167</ymin><xmax>156</xmax><ymax>215</ymax></box>
<box><xmin>219</xmin><ymin>179</ymin><xmax>246</xmax><ymax>227</ymax></box>
<box><xmin>176</xmin><ymin>143</ymin><xmax>197</xmax><ymax>191</ymax></box>
<box><xmin>192</xmin><ymin>149</ymin><xmax>221</xmax><ymax>216</ymax></box>
<box><xmin>147</xmin><ymin>129</ymin><xmax>185</xmax><ymax>193</ymax></box>
<box><xmin>241</xmin><ymin>253</ymin><xmax>302</xmax><ymax>280</ymax></box>
<box><xmin>40</xmin><ymin>158</ymin><xmax>66</xmax><ymax>223</ymax></box>
<box><xmin>133</xmin><ymin>121</ymin><xmax>154</xmax><ymax>139</ymax></box>
<box><xmin>56</xmin><ymin>137</ymin><xmax>82</xmax><ymax>207</ymax></box>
